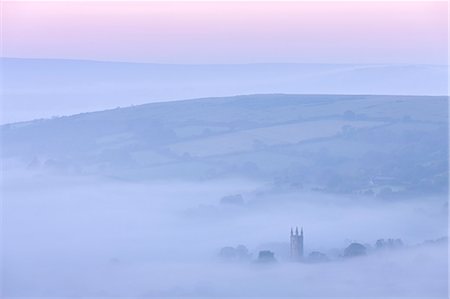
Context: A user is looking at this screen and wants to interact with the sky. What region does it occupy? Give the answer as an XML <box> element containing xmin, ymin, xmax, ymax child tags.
<box><xmin>1</xmin><ymin>1</ymin><xmax>448</xmax><ymax>64</ymax></box>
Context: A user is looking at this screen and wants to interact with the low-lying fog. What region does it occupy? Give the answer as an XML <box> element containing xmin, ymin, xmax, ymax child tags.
<box><xmin>2</xmin><ymin>170</ymin><xmax>447</xmax><ymax>297</ymax></box>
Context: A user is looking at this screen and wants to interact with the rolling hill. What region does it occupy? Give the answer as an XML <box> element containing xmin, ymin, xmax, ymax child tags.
<box><xmin>2</xmin><ymin>94</ymin><xmax>447</xmax><ymax>198</ymax></box>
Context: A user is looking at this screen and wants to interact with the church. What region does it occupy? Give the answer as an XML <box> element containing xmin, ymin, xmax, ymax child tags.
<box><xmin>290</xmin><ymin>227</ymin><xmax>304</xmax><ymax>261</ymax></box>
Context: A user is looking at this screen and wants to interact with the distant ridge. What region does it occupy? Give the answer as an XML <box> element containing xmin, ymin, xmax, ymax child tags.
<box><xmin>1</xmin><ymin>58</ymin><xmax>447</xmax><ymax>123</ymax></box>
<box><xmin>5</xmin><ymin>56</ymin><xmax>447</xmax><ymax>66</ymax></box>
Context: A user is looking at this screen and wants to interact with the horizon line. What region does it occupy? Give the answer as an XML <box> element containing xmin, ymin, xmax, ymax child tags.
<box><xmin>1</xmin><ymin>56</ymin><xmax>448</xmax><ymax>67</ymax></box>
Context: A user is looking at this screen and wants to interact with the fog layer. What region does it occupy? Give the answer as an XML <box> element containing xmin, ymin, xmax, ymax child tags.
<box><xmin>1</xmin><ymin>95</ymin><xmax>447</xmax><ymax>297</ymax></box>
<box><xmin>2</xmin><ymin>172</ymin><xmax>447</xmax><ymax>297</ymax></box>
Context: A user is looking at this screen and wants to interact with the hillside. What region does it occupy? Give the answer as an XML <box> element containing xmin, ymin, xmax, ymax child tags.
<box><xmin>2</xmin><ymin>94</ymin><xmax>448</xmax><ymax>197</ymax></box>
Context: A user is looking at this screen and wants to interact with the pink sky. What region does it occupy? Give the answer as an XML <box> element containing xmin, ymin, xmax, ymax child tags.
<box><xmin>1</xmin><ymin>1</ymin><xmax>448</xmax><ymax>64</ymax></box>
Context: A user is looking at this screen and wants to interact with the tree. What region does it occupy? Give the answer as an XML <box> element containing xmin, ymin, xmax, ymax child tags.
<box><xmin>344</xmin><ymin>243</ymin><xmax>366</xmax><ymax>257</ymax></box>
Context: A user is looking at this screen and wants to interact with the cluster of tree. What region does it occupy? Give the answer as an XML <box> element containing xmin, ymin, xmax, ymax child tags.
<box><xmin>218</xmin><ymin>245</ymin><xmax>251</xmax><ymax>262</ymax></box>
<box><xmin>217</xmin><ymin>236</ymin><xmax>446</xmax><ymax>265</ymax></box>
<box><xmin>375</xmin><ymin>238</ymin><xmax>404</xmax><ymax>250</ymax></box>
<box><xmin>219</xmin><ymin>245</ymin><xmax>278</xmax><ymax>264</ymax></box>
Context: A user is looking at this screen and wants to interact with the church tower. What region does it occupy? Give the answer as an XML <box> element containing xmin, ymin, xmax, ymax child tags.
<box><xmin>290</xmin><ymin>226</ymin><xmax>304</xmax><ymax>261</ymax></box>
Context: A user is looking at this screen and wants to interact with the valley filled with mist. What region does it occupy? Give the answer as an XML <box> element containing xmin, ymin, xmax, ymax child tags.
<box><xmin>1</xmin><ymin>94</ymin><xmax>448</xmax><ymax>297</ymax></box>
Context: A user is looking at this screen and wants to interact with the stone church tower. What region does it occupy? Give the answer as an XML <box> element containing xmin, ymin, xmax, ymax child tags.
<box><xmin>290</xmin><ymin>227</ymin><xmax>304</xmax><ymax>261</ymax></box>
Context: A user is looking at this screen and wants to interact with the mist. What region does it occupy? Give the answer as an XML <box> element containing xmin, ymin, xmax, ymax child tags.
<box><xmin>2</xmin><ymin>168</ymin><xmax>447</xmax><ymax>297</ymax></box>
<box><xmin>1</xmin><ymin>94</ymin><xmax>448</xmax><ymax>297</ymax></box>
<box><xmin>2</xmin><ymin>0</ymin><xmax>448</xmax><ymax>295</ymax></box>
